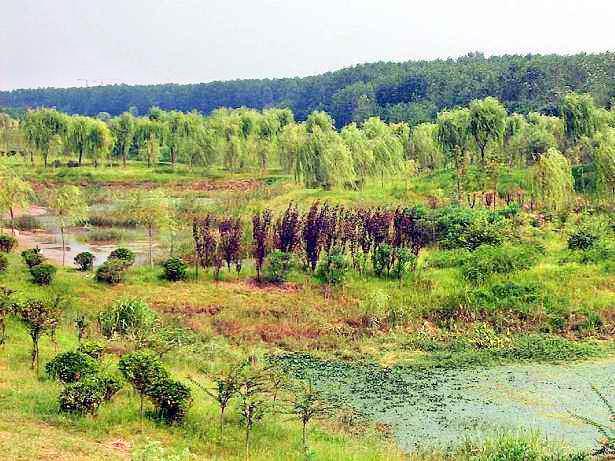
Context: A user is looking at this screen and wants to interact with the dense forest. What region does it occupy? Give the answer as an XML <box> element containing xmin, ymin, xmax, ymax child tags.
<box><xmin>2</xmin><ymin>53</ymin><xmax>615</xmax><ymax>127</ymax></box>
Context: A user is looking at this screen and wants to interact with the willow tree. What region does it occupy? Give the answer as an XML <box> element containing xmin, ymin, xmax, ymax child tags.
<box><xmin>88</xmin><ymin>120</ymin><xmax>114</xmax><ymax>167</ymax></box>
<box><xmin>409</xmin><ymin>123</ymin><xmax>443</xmax><ymax>172</ymax></box>
<box><xmin>297</xmin><ymin>112</ymin><xmax>355</xmax><ymax>189</ymax></box>
<box><xmin>278</xmin><ymin>123</ymin><xmax>306</xmax><ymax>179</ymax></box>
<box><xmin>561</xmin><ymin>92</ymin><xmax>598</xmax><ymax>145</ymax></box>
<box><xmin>109</xmin><ymin>112</ymin><xmax>136</xmax><ymax>167</ymax></box>
<box><xmin>503</xmin><ymin>114</ymin><xmax>528</xmax><ymax>166</ymax></box>
<box><xmin>22</xmin><ymin>108</ymin><xmax>67</xmax><ymax>167</ymax></box>
<box><xmin>436</xmin><ymin>108</ymin><xmax>471</xmax><ymax>200</ymax></box>
<box><xmin>48</xmin><ymin>185</ymin><xmax>88</xmax><ymax>266</ymax></box>
<box><xmin>530</xmin><ymin>148</ymin><xmax>574</xmax><ymax>211</ymax></box>
<box><xmin>362</xmin><ymin>116</ymin><xmax>404</xmax><ymax>186</ymax></box>
<box><xmin>165</xmin><ymin>110</ymin><xmax>199</xmax><ymax>167</ymax></box>
<box><xmin>593</xmin><ymin>129</ymin><xmax>615</xmax><ymax>200</ymax></box>
<box><xmin>124</xmin><ymin>190</ymin><xmax>170</xmax><ymax>266</ymax></box>
<box><xmin>0</xmin><ymin>171</ymin><xmax>33</xmax><ymax>235</ymax></box>
<box><xmin>469</xmin><ymin>97</ymin><xmax>507</xmax><ymax>168</ymax></box>
<box><xmin>66</xmin><ymin>116</ymin><xmax>91</xmax><ymax>166</ymax></box>
<box><xmin>135</xmin><ymin>119</ymin><xmax>165</xmax><ymax>168</ymax></box>
<box><xmin>341</xmin><ymin>123</ymin><xmax>373</xmax><ymax>188</ymax></box>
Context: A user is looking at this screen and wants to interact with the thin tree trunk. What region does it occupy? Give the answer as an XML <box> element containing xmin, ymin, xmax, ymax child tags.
<box><xmin>148</xmin><ymin>225</ymin><xmax>153</xmax><ymax>267</ymax></box>
<box><xmin>9</xmin><ymin>208</ymin><xmax>15</xmax><ymax>236</ymax></box>
<box><xmin>61</xmin><ymin>227</ymin><xmax>65</xmax><ymax>267</ymax></box>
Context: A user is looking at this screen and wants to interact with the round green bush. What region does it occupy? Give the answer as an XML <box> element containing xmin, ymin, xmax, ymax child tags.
<box><xmin>21</xmin><ymin>247</ymin><xmax>44</xmax><ymax>268</ymax></box>
<box><xmin>108</xmin><ymin>248</ymin><xmax>135</xmax><ymax>266</ymax></box>
<box><xmin>162</xmin><ymin>257</ymin><xmax>188</xmax><ymax>282</ymax></box>
<box><xmin>95</xmin><ymin>259</ymin><xmax>128</xmax><ymax>284</ymax></box>
<box><xmin>0</xmin><ymin>235</ymin><xmax>17</xmax><ymax>253</ymax></box>
<box><xmin>147</xmin><ymin>377</ymin><xmax>192</xmax><ymax>424</ymax></box>
<box><xmin>74</xmin><ymin>251</ymin><xmax>95</xmax><ymax>271</ymax></box>
<box><xmin>45</xmin><ymin>351</ymin><xmax>99</xmax><ymax>383</ymax></box>
<box><xmin>59</xmin><ymin>377</ymin><xmax>105</xmax><ymax>415</ymax></box>
<box><xmin>30</xmin><ymin>263</ymin><xmax>57</xmax><ymax>285</ymax></box>
<box><xmin>0</xmin><ymin>254</ymin><xmax>7</xmax><ymax>273</ymax></box>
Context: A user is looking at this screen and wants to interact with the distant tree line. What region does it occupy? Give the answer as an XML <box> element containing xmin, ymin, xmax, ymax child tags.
<box><xmin>2</xmin><ymin>53</ymin><xmax>615</xmax><ymax>127</ymax></box>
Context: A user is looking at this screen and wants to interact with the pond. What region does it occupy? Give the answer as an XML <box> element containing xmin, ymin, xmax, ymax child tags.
<box><xmin>275</xmin><ymin>353</ymin><xmax>615</xmax><ymax>452</ymax></box>
<box><xmin>14</xmin><ymin>206</ymin><xmax>153</xmax><ymax>268</ymax></box>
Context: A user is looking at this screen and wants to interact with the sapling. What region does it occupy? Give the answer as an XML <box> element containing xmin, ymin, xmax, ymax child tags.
<box><xmin>15</xmin><ymin>297</ymin><xmax>62</xmax><ymax>374</ymax></box>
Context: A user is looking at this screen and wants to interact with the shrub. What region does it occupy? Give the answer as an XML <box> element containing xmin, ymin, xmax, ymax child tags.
<box><xmin>462</xmin><ymin>244</ymin><xmax>539</xmax><ymax>284</ymax></box>
<box><xmin>391</xmin><ymin>248</ymin><xmax>417</xmax><ymax>284</ymax></box>
<box><xmin>74</xmin><ymin>251</ymin><xmax>95</xmax><ymax>271</ymax></box>
<box><xmin>98</xmin><ymin>298</ymin><xmax>158</xmax><ymax>341</ymax></box>
<box><xmin>45</xmin><ymin>351</ymin><xmax>99</xmax><ymax>384</ymax></box>
<box><xmin>162</xmin><ymin>257</ymin><xmax>188</xmax><ymax>282</ymax></box>
<box><xmin>30</xmin><ymin>263</ymin><xmax>57</xmax><ymax>285</ymax></box>
<box><xmin>59</xmin><ymin>377</ymin><xmax>105</xmax><ymax>415</ymax></box>
<box><xmin>108</xmin><ymin>247</ymin><xmax>135</xmax><ymax>266</ymax></box>
<box><xmin>264</xmin><ymin>250</ymin><xmax>292</xmax><ymax>283</ymax></box>
<box><xmin>21</xmin><ymin>247</ymin><xmax>44</xmax><ymax>268</ymax></box>
<box><xmin>568</xmin><ymin>230</ymin><xmax>598</xmax><ymax>250</ymax></box>
<box><xmin>579</xmin><ymin>238</ymin><xmax>615</xmax><ymax>265</ymax></box>
<box><xmin>425</xmin><ymin>248</ymin><xmax>470</xmax><ymax>269</ymax></box>
<box><xmin>77</xmin><ymin>341</ymin><xmax>105</xmax><ymax>360</ymax></box>
<box><xmin>118</xmin><ymin>350</ymin><xmax>168</xmax><ymax>419</ymax></box>
<box><xmin>372</xmin><ymin>243</ymin><xmax>393</xmax><ymax>277</ymax></box>
<box><xmin>0</xmin><ymin>235</ymin><xmax>17</xmax><ymax>253</ymax></box>
<box><xmin>317</xmin><ymin>248</ymin><xmax>349</xmax><ymax>286</ymax></box>
<box><xmin>0</xmin><ymin>254</ymin><xmax>7</xmax><ymax>273</ymax></box>
<box><xmin>95</xmin><ymin>259</ymin><xmax>129</xmax><ymax>284</ymax></box>
<box><xmin>95</xmin><ymin>372</ymin><xmax>123</xmax><ymax>401</ymax></box>
<box><xmin>433</xmin><ymin>206</ymin><xmax>505</xmax><ymax>251</ymax></box>
<box><xmin>147</xmin><ymin>377</ymin><xmax>192</xmax><ymax>424</ymax></box>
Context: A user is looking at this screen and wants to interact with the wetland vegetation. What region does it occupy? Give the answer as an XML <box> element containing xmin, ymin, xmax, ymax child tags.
<box><xmin>0</xmin><ymin>84</ymin><xmax>613</xmax><ymax>460</ymax></box>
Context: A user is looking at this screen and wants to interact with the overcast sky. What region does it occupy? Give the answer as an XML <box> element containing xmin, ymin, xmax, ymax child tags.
<box><xmin>2</xmin><ymin>0</ymin><xmax>615</xmax><ymax>91</ymax></box>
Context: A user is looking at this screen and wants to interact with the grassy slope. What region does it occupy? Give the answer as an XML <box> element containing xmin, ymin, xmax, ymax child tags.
<box><xmin>0</xmin><ymin>163</ymin><xmax>613</xmax><ymax>459</ymax></box>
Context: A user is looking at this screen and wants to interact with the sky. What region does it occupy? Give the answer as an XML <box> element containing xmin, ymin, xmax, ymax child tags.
<box><xmin>2</xmin><ymin>0</ymin><xmax>615</xmax><ymax>91</ymax></box>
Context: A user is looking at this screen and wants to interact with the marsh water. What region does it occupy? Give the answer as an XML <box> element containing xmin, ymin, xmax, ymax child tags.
<box><xmin>16</xmin><ymin>206</ymin><xmax>152</xmax><ymax>267</ymax></box>
<box><xmin>277</xmin><ymin>354</ymin><xmax>615</xmax><ymax>452</ymax></box>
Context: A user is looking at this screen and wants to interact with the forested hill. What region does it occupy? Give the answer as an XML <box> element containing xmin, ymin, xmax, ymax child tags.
<box><xmin>2</xmin><ymin>52</ymin><xmax>615</xmax><ymax>127</ymax></box>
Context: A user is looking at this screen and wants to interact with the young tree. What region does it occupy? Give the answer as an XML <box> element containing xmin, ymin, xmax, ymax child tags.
<box><xmin>124</xmin><ymin>190</ymin><xmax>170</xmax><ymax>266</ymax></box>
<box><xmin>252</xmin><ymin>209</ymin><xmax>272</xmax><ymax>282</ymax></box>
<box><xmin>48</xmin><ymin>186</ymin><xmax>88</xmax><ymax>266</ymax></box>
<box><xmin>283</xmin><ymin>381</ymin><xmax>336</xmax><ymax>454</ymax></box>
<box><xmin>190</xmin><ymin>363</ymin><xmax>244</xmax><ymax>433</ymax></box>
<box><xmin>0</xmin><ymin>287</ymin><xmax>14</xmax><ymax>345</ymax></box>
<box><xmin>0</xmin><ymin>171</ymin><xmax>33</xmax><ymax>235</ymax></box>
<box><xmin>118</xmin><ymin>350</ymin><xmax>168</xmax><ymax>425</ymax></box>
<box><xmin>15</xmin><ymin>297</ymin><xmax>62</xmax><ymax>374</ymax></box>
